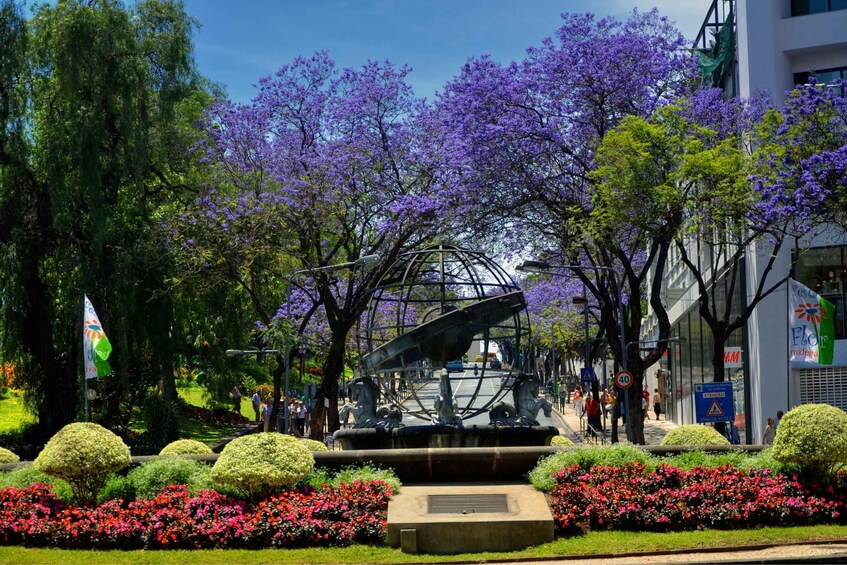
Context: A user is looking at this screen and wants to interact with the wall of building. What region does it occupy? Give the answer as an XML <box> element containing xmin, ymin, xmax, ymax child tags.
<box><xmin>645</xmin><ymin>0</ymin><xmax>847</xmax><ymax>442</ymax></box>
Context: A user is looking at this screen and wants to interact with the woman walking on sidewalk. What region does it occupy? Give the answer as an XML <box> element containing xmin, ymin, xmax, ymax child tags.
<box><xmin>573</xmin><ymin>386</ymin><xmax>584</xmax><ymax>420</ymax></box>
<box><xmin>652</xmin><ymin>389</ymin><xmax>662</xmax><ymax>420</ymax></box>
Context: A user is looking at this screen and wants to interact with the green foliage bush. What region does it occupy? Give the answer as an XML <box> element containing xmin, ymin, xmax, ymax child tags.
<box><xmin>0</xmin><ymin>463</ymin><xmax>74</xmax><ymax>501</ymax></box>
<box><xmin>129</xmin><ymin>457</ymin><xmax>212</xmax><ymax>500</ymax></box>
<box><xmin>33</xmin><ymin>422</ymin><xmax>131</xmax><ymax>503</ymax></box>
<box><xmin>550</xmin><ymin>435</ymin><xmax>575</xmax><ymax>447</ymax></box>
<box><xmin>661</xmin><ymin>449</ymin><xmax>747</xmax><ymax>470</ymax></box>
<box><xmin>659</xmin><ymin>424</ymin><xmax>730</xmax><ymax>447</ymax></box>
<box><xmin>211</xmin><ymin>432</ymin><xmax>314</xmax><ymax>494</ymax></box>
<box><xmin>159</xmin><ymin>439</ymin><xmax>213</xmax><ymax>456</ymax></box>
<box><xmin>529</xmin><ymin>445</ymin><xmax>651</xmax><ymax>491</ymax></box>
<box><xmin>98</xmin><ymin>473</ymin><xmax>136</xmax><ymax>504</ymax></box>
<box><xmin>0</xmin><ymin>446</ymin><xmax>19</xmax><ymax>464</ymax></box>
<box><xmin>772</xmin><ymin>403</ymin><xmax>847</xmax><ymax>479</ymax></box>
<box><xmin>743</xmin><ymin>448</ymin><xmax>800</xmax><ymax>475</ymax></box>
<box><xmin>327</xmin><ymin>464</ymin><xmax>401</xmax><ymax>492</ymax></box>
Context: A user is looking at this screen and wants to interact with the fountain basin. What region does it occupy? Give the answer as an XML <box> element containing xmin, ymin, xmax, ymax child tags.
<box><xmin>333</xmin><ymin>424</ymin><xmax>558</xmax><ymax>451</ymax></box>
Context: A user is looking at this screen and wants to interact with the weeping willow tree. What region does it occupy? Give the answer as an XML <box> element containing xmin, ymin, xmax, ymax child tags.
<box><xmin>0</xmin><ymin>0</ymin><xmax>206</xmax><ymax>437</ymax></box>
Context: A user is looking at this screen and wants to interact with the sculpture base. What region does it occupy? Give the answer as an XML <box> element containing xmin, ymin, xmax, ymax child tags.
<box><xmin>333</xmin><ymin>424</ymin><xmax>558</xmax><ymax>451</ymax></box>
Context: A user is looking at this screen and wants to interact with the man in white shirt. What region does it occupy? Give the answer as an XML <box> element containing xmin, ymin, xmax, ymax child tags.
<box><xmin>251</xmin><ymin>391</ymin><xmax>261</xmax><ymax>422</ymax></box>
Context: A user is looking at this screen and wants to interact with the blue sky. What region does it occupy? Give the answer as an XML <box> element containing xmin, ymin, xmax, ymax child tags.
<box><xmin>184</xmin><ymin>0</ymin><xmax>708</xmax><ymax>103</ymax></box>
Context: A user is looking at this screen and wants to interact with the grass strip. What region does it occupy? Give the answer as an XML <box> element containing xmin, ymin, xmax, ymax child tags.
<box><xmin>0</xmin><ymin>525</ymin><xmax>844</xmax><ymax>564</ymax></box>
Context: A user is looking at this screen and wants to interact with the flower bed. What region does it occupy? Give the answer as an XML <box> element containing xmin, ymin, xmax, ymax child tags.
<box><xmin>0</xmin><ymin>480</ymin><xmax>392</xmax><ymax>549</ymax></box>
<box><xmin>549</xmin><ymin>462</ymin><xmax>847</xmax><ymax>534</ymax></box>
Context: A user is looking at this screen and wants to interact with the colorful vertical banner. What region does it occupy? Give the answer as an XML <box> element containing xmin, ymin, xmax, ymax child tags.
<box><xmin>83</xmin><ymin>296</ymin><xmax>112</xmax><ymax>379</ymax></box>
<box><xmin>788</xmin><ymin>279</ymin><xmax>834</xmax><ymax>365</ymax></box>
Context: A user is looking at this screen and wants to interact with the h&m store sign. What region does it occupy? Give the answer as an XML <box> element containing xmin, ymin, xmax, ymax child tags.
<box><xmin>723</xmin><ymin>347</ymin><xmax>743</xmax><ymax>369</ymax></box>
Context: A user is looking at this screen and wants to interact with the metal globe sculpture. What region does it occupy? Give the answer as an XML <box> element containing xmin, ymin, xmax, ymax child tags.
<box><xmin>356</xmin><ymin>244</ymin><xmax>532</xmax><ymax>424</ymax></box>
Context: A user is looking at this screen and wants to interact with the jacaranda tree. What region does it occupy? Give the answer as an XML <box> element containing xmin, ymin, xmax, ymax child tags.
<box><xmin>186</xmin><ymin>52</ymin><xmax>457</xmax><ymax>436</ymax></box>
<box><xmin>434</xmin><ymin>9</ymin><xmax>696</xmax><ymax>442</ymax></box>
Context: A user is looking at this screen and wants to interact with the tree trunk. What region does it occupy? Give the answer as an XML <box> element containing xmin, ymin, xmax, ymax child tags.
<box><xmin>625</xmin><ymin>356</ymin><xmax>646</xmax><ymax>445</ymax></box>
<box><xmin>22</xmin><ymin>258</ymin><xmax>75</xmax><ymax>436</ymax></box>
<box><xmin>711</xmin><ymin>330</ymin><xmax>728</xmax><ymax>437</ymax></box>
<box><xmin>310</xmin><ymin>333</ymin><xmax>345</xmax><ymax>440</ymax></box>
<box><xmin>268</xmin><ymin>354</ymin><xmax>285</xmax><ymax>432</ymax></box>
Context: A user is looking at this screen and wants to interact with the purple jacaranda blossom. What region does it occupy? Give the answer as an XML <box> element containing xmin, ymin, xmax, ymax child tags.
<box><xmin>432</xmin><ymin>10</ymin><xmax>695</xmax><ymax>401</ymax></box>
<box><xmin>177</xmin><ymin>51</ymin><xmax>463</xmax><ymax>434</ymax></box>
<box><xmin>750</xmin><ymin>79</ymin><xmax>847</xmax><ymax>231</ymax></box>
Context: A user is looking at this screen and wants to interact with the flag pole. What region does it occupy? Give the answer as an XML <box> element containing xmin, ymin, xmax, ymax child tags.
<box><xmin>83</xmin><ymin>295</ymin><xmax>90</xmax><ymax>422</ymax></box>
<box><xmin>785</xmin><ymin>278</ymin><xmax>790</xmax><ymax>415</ymax></box>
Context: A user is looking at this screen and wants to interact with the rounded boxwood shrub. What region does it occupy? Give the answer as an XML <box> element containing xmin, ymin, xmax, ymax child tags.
<box><xmin>772</xmin><ymin>403</ymin><xmax>847</xmax><ymax>479</ymax></box>
<box><xmin>299</xmin><ymin>438</ymin><xmax>329</xmax><ymax>452</ymax></box>
<box><xmin>33</xmin><ymin>422</ymin><xmax>131</xmax><ymax>503</ymax></box>
<box><xmin>550</xmin><ymin>435</ymin><xmax>575</xmax><ymax>447</ymax></box>
<box><xmin>211</xmin><ymin>432</ymin><xmax>314</xmax><ymax>494</ymax></box>
<box><xmin>659</xmin><ymin>424</ymin><xmax>730</xmax><ymax>447</ymax></box>
<box><xmin>160</xmin><ymin>439</ymin><xmax>213</xmax><ymax>456</ymax></box>
<box><xmin>0</xmin><ymin>446</ymin><xmax>20</xmax><ymax>464</ymax></box>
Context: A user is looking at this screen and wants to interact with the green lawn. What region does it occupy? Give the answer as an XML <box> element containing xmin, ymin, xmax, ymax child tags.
<box><xmin>0</xmin><ymin>392</ymin><xmax>36</xmax><ymax>433</ymax></box>
<box><xmin>178</xmin><ymin>386</ymin><xmax>257</xmax><ymax>421</ymax></box>
<box><xmin>0</xmin><ymin>525</ymin><xmax>844</xmax><ymax>564</ymax></box>
<box><xmin>125</xmin><ymin>386</ymin><xmax>251</xmax><ymax>445</ymax></box>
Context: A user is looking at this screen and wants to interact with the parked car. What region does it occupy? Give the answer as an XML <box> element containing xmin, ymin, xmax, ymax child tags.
<box><xmin>490</xmin><ymin>357</ymin><xmax>502</xmax><ymax>370</ymax></box>
<box><xmin>501</xmin><ymin>374</ymin><xmax>515</xmax><ymax>387</ymax></box>
<box><xmin>445</xmin><ymin>359</ymin><xmax>465</xmax><ymax>373</ymax></box>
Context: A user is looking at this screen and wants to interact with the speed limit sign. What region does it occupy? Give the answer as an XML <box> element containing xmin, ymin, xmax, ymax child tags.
<box><xmin>614</xmin><ymin>370</ymin><xmax>634</xmax><ymax>389</ymax></box>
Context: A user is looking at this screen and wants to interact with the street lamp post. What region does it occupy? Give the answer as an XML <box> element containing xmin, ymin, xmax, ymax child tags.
<box><xmin>283</xmin><ymin>254</ymin><xmax>380</xmax><ymax>435</ymax></box>
<box><xmin>516</xmin><ymin>259</ymin><xmax>630</xmax><ymax>441</ymax></box>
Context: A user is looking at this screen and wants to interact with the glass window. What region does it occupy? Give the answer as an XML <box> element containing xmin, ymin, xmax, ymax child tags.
<box><xmin>792</xmin><ymin>0</ymin><xmax>835</xmax><ymax>15</ymax></box>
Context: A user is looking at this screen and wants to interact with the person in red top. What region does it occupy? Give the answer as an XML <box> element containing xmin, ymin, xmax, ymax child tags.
<box><xmin>642</xmin><ymin>386</ymin><xmax>651</xmax><ymax>420</ymax></box>
<box><xmin>584</xmin><ymin>395</ymin><xmax>602</xmax><ymax>438</ymax></box>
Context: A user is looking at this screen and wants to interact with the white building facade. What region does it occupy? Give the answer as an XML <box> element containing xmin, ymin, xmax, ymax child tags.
<box><xmin>643</xmin><ymin>0</ymin><xmax>847</xmax><ymax>443</ymax></box>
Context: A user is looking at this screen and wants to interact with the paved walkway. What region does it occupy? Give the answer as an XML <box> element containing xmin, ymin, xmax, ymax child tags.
<box><xmin>548</xmin><ymin>396</ymin><xmax>677</xmax><ymax>445</ymax></box>
<box><xmin>494</xmin><ymin>542</ymin><xmax>847</xmax><ymax>564</ymax></box>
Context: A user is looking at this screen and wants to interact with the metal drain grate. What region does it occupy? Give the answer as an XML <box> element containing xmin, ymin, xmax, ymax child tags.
<box><xmin>427</xmin><ymin>494</ymin><xmax>508</xmax><ymax>514</ymax></box>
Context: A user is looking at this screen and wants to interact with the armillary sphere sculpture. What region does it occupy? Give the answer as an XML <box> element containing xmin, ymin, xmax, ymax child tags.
<box><xmin>354</xmin><ymin>244</ymin><xmax>536</xmax><ymax>426</ymax></box>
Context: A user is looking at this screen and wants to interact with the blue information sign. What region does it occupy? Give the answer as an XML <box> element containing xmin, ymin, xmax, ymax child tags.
<box><xmin>694</xmin><ymin>382</ymin><xmax>735</xmax><ymax>423</ymax></box>
<box><xmin>580</xmin><ymin>367</ymin><xmax>595</xmax><ymax>386</ymax></box>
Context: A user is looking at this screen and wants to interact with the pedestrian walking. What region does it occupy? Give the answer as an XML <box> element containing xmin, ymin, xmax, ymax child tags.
<box><xmin>296</xmin><ymin>401</ymin><xmax>306</xmax><ymax>436</ymax></box>
<box><xmin>261</xmin><ymin>399</ymin><xmax>272</xmax><ymax>432</ymax></box>
<box><xmin>585</xmin><ymin>395</ymin><xmax>601</xmax><ymax>437</ymax></box>
<box><xmin>573</xmin><ymin>386</ymin><xmax>585</xmax><ymax>419</ymax></box>
<box><xmin>251</xmin><ymin>390</ymin><xmax>261</xmax><ymax>422</ymax></box>
<box><xmin>762</xmin><ymin>417</ymin><xmax>775</xmax><ymax>444</ymax></box>
<box><xmin>775</xmin><ymin>410</ymin><xmax>784</xmax><ymax>431</ymax></box>
<box><xmin>652</xmin><ymin>388</ymin><xmax>662</xmax><ymax>420</ymax></box>
<box><xmin>642</xmin><ymin>386</ymin><xmax>650</xmax><ymax>420</ymax></box>
<box><xmin>726</xmin><ymin>421</ymin><xmax>741</xmax><ymax>445</ymax></box>
<box><xmin>604</xmin><ymin>388</ymin><xmax>617</xmax><ymax>418</ymax></box>
<box><xmin>231</xmin><ymin>385</ymin><xmax>242</xmax><ymax>414</ymax></box>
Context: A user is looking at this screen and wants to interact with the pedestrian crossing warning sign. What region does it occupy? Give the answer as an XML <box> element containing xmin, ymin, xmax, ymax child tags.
<box><xmin>706</xmin><ymin>400</ymin><xmax>724</xmax><ymax>417</ymax></box>
<box><xmin>694</xmin><ymin>381</ymin><xmax>735</xmax><ymax>423</ymax></box>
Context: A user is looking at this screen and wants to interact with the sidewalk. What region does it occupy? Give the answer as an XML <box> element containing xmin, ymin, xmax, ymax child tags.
<box><xmin>550</xmin><ymin>397</ymin><xmax>676</xmax><ymax>445</ymax></box>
